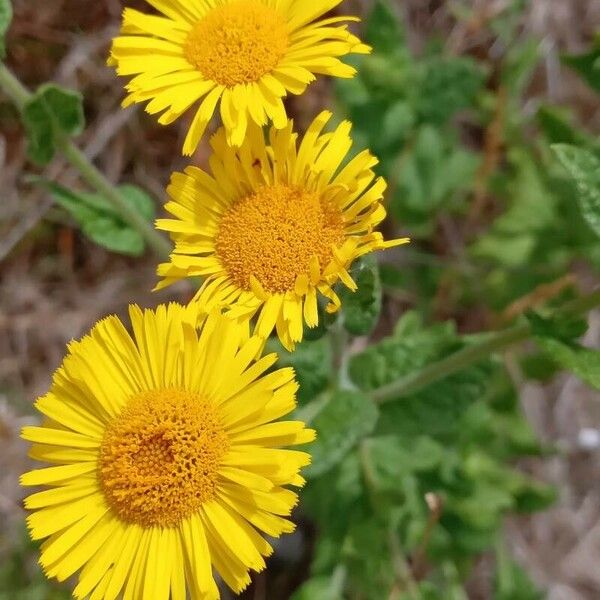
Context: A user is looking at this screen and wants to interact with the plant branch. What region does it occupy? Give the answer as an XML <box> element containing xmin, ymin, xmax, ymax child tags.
<box><xmin>373</xmin><ymin>288</ymin><xmax>600</xmax><ymax>404</ymax></box>
<box><xmin>0</xmin><ymin>63</ymin><xmax>171</xmax><ymax>259</ymax></box>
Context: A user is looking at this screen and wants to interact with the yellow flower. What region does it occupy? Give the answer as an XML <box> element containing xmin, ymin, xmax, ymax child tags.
<box><xmin>21</xmin><ymin>304</ymin><xmax>314</xmax><ymax>599</ymax></box>
<box><xmin>156</xmin><ymin>112</ymin><xmax>409</xmax><ymax>350</ymax></box>
<box><xmin>109</xmin><ymin>0</ymin><xmax>370</xmax><ymax>154</ymax></box>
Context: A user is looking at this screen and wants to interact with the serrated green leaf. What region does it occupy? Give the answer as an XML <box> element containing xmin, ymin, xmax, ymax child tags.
<box><xmin>21</xmin><ymin>84</ymin><xmax>85</xmax><ymax>165</ymax></box>
<box><xmin>349</xmin><ymin>320</ymin><xmax>458</xmax><ymax>392</ymax></box>
<box><xmin>306</xmin><ymin>391</ymin><xmax>379</xmax><ymax>478</ymax></box>
<box><xmin>553</xmin><ymin>144</ymin><xmax>600</xmax><ymax>238</ymax></box>
<box><xmin>379</xmin><ymin>363</ymin><xmax>494</xmax><ymax>440</ymax></box>
<box><xmin>364</xmin><ymin>435</ymin><xmax>445</xmax><ymax>489</ymax></box>
<box><xmin>35</xmin><ymin>180</ymin><xmax>154</xmax><ymax>257</ymax></box>
<box><xmin>537</xmin><ymin>337</ymin><xmax>600</xmax><ymax>391</ymax></box>
<box><xmin>526</xmin><ymin>311</ymin><xmax>588</xmax><ymax>343</ymax></box>
<box><xmin>364</xmin><ymin>0</ymin><xmax>405</xmax><ymax>56</ymax></box>
<box><xmin>269</xmin><ymin>337</ymin><xmax>331</xmax><ymax>404</ymax></box>
<box><xmin>537</xmin><ymin>105</ymin><xmax>594</xmax><ymax>146</ymax></box>
<box><xmin>0</xmin><ymin>0</ymin><xmax>12</xmax><ymax>58</ymax></box>
<box><xmin>417</xmin><ymin>56</ymin><xmax>486</xmax><ymax>126</ymax></box>
<box><xmin>341</xmin><ymin>257</ymin><xmax>382</xmax><ymax>336</ymax></box>
<box><xmin>471</xmin><ymin>231</ymin><xmax>536</xmax><ymax>268</ymax></box>
<box><xmin>393</xmin><ymin>126</ymin><xmax>479</xmax><ymax>220</ymax></box>
<box><xmin>496</xmin><ymin>149</ymin><xmax>557</xmax><ymax>234</ymax></box>
<box><xmin>562</xmin><ymin>45</ymin><xmax>600</xmax><ymax>93</ymax></box>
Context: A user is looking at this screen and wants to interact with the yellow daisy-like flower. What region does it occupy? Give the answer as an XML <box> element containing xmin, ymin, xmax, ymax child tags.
<box><xmin>21</xmin><ymin>304</ymin><xmax>314</xmax><ymax>599</ymax></box>
<box><xmin>156</xmin><ymin>111</ymin><xmax>409</xmax><ymax>350</ymax></box>
<box><xmin>109</xmin><ymin>0</ymin><xmax>370</xmax><ymax>154</ymax></box>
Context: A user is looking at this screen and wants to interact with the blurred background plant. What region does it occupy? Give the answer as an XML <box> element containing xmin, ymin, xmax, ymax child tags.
<box><xmin>1</xmin><ymin>0</ymin><xmax>600</xmax><ymax>598</ymax></box>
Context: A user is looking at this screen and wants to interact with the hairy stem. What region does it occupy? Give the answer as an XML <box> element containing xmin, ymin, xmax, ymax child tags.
<box><xmin>0</xmin><ymin>63</ymin><xmax>171</xmax><ymax>259</ymax></box>
<box><xmin>373</xmin><ymin>288</ymin><xmax>600</xmax><ymax>404</ymax></box>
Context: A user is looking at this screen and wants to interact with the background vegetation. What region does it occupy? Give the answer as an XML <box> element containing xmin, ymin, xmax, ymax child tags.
<box><xmin>1</xmin><ymin>0</ymin><xmax>600</xmax><ymax>598</ymax></box>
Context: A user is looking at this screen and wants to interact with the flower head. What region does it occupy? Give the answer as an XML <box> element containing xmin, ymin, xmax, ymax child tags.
<box><xmin>109</xmin><ymin>0</ymin><xmax>370</xmax><ymax>154</ymax></box>
<box><xmin>21</xmin><ymin>304</ymin><xmax>313</xmax><ymax>599</ymax></box>
<box><xmin>156</xmin><ymin>112</ymin><xmax>409</xmax><ymax>350</ymax></box>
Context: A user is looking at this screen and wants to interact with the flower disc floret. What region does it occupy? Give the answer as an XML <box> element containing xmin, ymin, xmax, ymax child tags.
<box><xmin>20</xmin><ymin>305</ymin><xmax>314</xmax><ymax>599</ymax></box>
<box><xmin>100</xmin><ymin>388</ymin><xmax>228</xmax><ymax>528</ymax></box>
<box><xmin>185</xmin><ymin>0</ymin><xmax>289</xmax><ymax>87</ymax></box>
<box><xmin>156</xmin><ymin>112</ymin><xmax>409</xmax><ymax>350</ymax></box>
<box><xmin>216</xmin><ymin>184</ymin><xmax>344</xmax><ymax>293</ymax></box>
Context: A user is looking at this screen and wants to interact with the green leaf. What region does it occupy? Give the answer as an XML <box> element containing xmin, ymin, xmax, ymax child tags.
<box><xmin>495</xmin><ymin>542</ymin><xmax>543</xmax><ymax>600</ymax></box>
<box><xmin>526</xmin><ymin>311</ymin><xmax>588</xmax><ymax>344</ymax></box>
<box><xmin>364</xmin><ymin>435</ymin><xmax>445</xmax><ymax>489</ymax></box>
<box><xmin>537</xmin><ymin>105</ymin><xmax>594</xmax><ymax>146</ymax></box>
<box><xmin>471</xmin><ymin>232</ymin><xmax>536</xmax><ymax>268</ymax></box>
<box><xmin>22</xmin><ymin>99</ymin><xmax>56</xmax><ymax>165</ymax></box>
<box><xmin>501</xmin><ymin>38</ymin><xmax>540</xmax><ymax>97</ymax></box>
<box><xmin>0</xmin><ymin>0</ymin><xmax>12</xmax><ymax>58</ymax></box>
<box><xmin>21</xmin><ymin>84</ymin><xmax>85</xmax><ymax>165</ymax></box>
<box><xmin>35</xmin><ymin>180</ymin><xmax>154</xmax><ymax>256</ymax></box>
<box><xmin>349</xmin><ymin>319</ymin><xmax>499</xmax><ymax>441</ymax></box>
<box><xmin>348</xmin><ymin>319</ymin><xmax>459</xmax><ymax>392</ymax></box>
<box><xmin>393</xmin><ymin>126</ymin><xmax>479</xmax><ymax>221</ymax></box>
<box><xmin>37</xmin><ymin>84</ymin><xmax>85</xmax><ymax>137</ymax></box>
<box><xmin>562</xmin><ymin>45</ymin><xmax>600</xmax><ymax>93</ymax></box>
<box><xmin>306</xmin><ymin>390</ymin><xmax>379</xmax><ymax>478</ymax></box>
<box><xmin>341</xmin><ymin>257</ymin><xmax>382</xmax><ymax>336</ymax></box>
<box><xmin>495</xmin><ymin>149</ymin><xmax>557</xmax><ymax>234</ymax></box>
<box><xmin>269</xmin><ymin>337</ymin><xmax>331</xmax><ymax>404</ymax></box>
<box><xmin>537</xmin><ymin>337</ymin><xmax>600</xmax><ymax>391</ymax></box>
<box><xmin>290</xmin><ymin>574</ymin><xmax>344</xmax><ymax>600</ymax></box>
<box><xmin>552</xmin><ymin>144</ymin><xmax>600</xmax><ymax>238</ymax></box>
<box><xmin>364</xmin><ymin>0</ymin><xmax>405</xmax><ymax>56</ymax></box>
<box><xmin>342</xmin><ymin>519</ymin><xmax>396</xmax><ymax>598</ymax></box>
<box><xmin>417</xmin><ymin>56</ymin><xmax>486</xmax><ymax>126</ymax></box>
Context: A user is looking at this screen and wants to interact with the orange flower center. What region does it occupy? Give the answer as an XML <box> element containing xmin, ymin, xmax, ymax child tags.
<box><xmin>184</xmin><ymin>0</ymin><xmax>289</xmax><ymax>87</ymax></box>
<box><xmin>99</xmin><ymin>389</ymin><xmax>228</xmax><ymax>528</ymax></box>
<box><xmin>216</xmin><ymin>183</ymin><xmax>345</xmax><ymax>293</ymax></box>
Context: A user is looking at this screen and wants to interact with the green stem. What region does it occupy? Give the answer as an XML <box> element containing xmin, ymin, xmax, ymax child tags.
<box><xmin>57</xmin><ymin>140</ymin><xmax>171</xmax><ymax>258</ymax></box>
<box><xmin>0</xmin><ymin>61</ymin><xmax>29</xmax><ymax>109</ymax></box>
<box><xmin>0</xmin><ymin>63</ymin><xmax>171</xmax><ymax>259</ymax></box>
<box><xmin>373</xmin><ymin>288</ymin><xmax>600</xmax><ymax>404</ymax></box>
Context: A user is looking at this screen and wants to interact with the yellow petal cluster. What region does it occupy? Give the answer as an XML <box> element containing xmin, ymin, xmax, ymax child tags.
<box><xmin>22</xmin><ymin>305</ymin><xmax>314</xmax><ymax>599</ymax></box>
<box><xmin>156</xmin><ymin>111</ymin><xmax>408</xmax><ymax>350</ymax></box>
<box><xmin>22</xmin><ymin>2</ymin><xmax>408</xmax><ymax>599</ymax></box>
<box><xmin>110</xmin><ymin>0</ymin><xmax>370</xmax><ymax>154</ymax></box>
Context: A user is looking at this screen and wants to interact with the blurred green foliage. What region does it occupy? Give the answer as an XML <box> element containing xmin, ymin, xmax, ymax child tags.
<box><xmin>295</xmin><ymin>313</ymin><xmax>555</xmax><ymax>599</ymax></box>
<box><xmin>0</xmin><ymin>529</ymin><xmax>70</xmax><ymax>600</ymax></box>
<box><xmin>291</xmin><ymin>1</ymin><xmax>600</xmax><ymax>598</ymax></box>
<box><xmin>3</xmin><ymin>0</ymin><xmax>600</xmax><ymax>598</ymax></box>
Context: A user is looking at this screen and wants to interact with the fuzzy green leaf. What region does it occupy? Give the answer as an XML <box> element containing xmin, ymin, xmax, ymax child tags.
<box><xmin>306</xmin><ymin>391</ymin><xmax>379</xmax><ymax>478</ymax></box>
<box><xmin>537</xmin><ymin>338</ymin><xmax>600</xmax><ymax>391</ymax></box>
<box><xmin>290</xmin><ymin>575</ymin><xmax>344</xmax><ymax>600</ymax></box>
<box><xmin>37</xmin><ymin>84</ymin><xmax>85</xmax><ymax>137</ymax></box>
<box><xmin>21</xmin><ymin>84</ymin><xmax>85</xmax><ymax>165</ymax></box>
<box><xmin>553</xmin><ymin>144</ymin><xmax>600</xmax><ymax>238</ymax></box>
<box><xmin>22</xmin><ymin>99</ymin><xmax>56</xmax><ymax>166</ymax></box>
<box><xmin>364</xmin><ymin>0</ymin><xmax>404</xmax><ymax>56</ymax></box>
<box><xmin>562</xmin><ymin>45</ymin><xmax>600</xmax><ymax>93</ymax></box>
<box><xmin>269</xmin><ymin>337</ymin><xmax>331</xmax><ymax>404</ymax></box>
<box><xmin>341</xmin><ymin>257</ymin><xmax>382</xmax><ymax>336</ymax></box>
<box><xmin>35</xmin><ymin>180</ymin><xmax>154</xmax><ymax>256</ymax></box>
